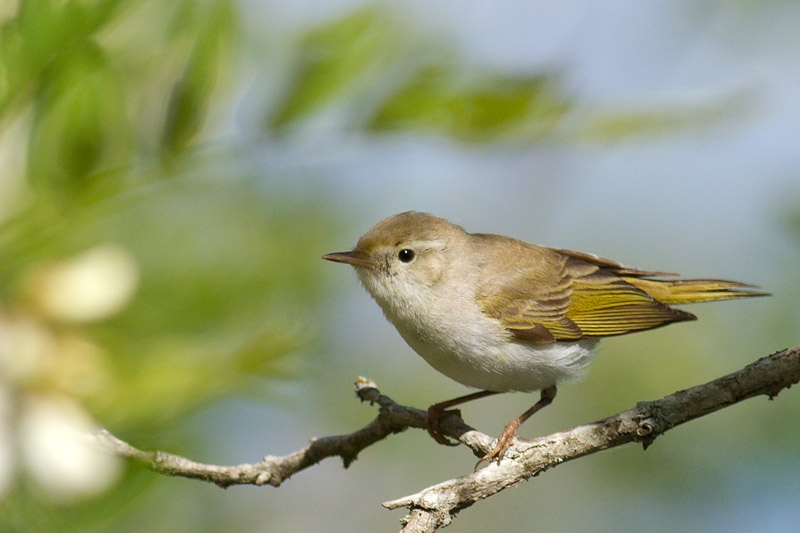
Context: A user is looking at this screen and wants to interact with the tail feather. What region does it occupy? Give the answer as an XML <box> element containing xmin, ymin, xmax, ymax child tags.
<box><xmin>624</xmin><ymin>278</ymin><xmax>769</xmax><ymax>305</ymax></box>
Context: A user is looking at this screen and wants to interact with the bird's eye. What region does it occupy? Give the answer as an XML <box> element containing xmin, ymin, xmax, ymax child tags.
<box><xmin>398</xmin><ymin>249</ymin><xmax>415</xmax><ymax>263</ymax></box>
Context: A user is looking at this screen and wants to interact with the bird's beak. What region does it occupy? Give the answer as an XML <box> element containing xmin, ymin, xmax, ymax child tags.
<box><xmin>323</xmin><ymin>250</ymin><xmax>371</xmax><ymax>267</ymax></box>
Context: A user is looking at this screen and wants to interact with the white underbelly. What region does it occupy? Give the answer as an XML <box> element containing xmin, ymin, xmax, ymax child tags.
<box><xmin>397</xmin><ymin>325</ymin><xmax>598</xmax><ymax>392</ymax></box>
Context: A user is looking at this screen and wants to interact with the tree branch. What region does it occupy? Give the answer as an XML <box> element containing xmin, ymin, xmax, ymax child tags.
<box><xmin>94</xmin><ymin>345</ymin><xmax>799</xmax><ymax>531</ymax></box>
<box><xmin>387</xmin><ymin>345</ymin><xmax>800</xmax><ymax>531</ymax></box>
<box><xmin>92</xmin><ymin>377</ymin><xmax>474</xmax><ymax>488</ymax></box>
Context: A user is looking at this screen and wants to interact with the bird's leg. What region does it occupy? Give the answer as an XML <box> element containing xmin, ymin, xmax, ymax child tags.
<box><xmin>476</xmin><ymin>385</ymin><xmax>557</xmax><ymax>468</ymax></box>
<box><xmin>426</xmin><ymin>390</ymin><xmax>499</xmax><ymax>446</ymax></box>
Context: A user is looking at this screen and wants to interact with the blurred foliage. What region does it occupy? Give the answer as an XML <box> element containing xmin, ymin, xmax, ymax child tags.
<box><xmin>574</xmin><ymin>92</ymin><xmax>752</xmax><ymax>142</ymax></box>
<box><xmin>0</xmin><ymin>1</ymin><xmax>787</xmax><ymax>532</ymax></box>
<box><xmin>0</xmin><ymin>0</ymin><xmax>239</xmax><ymax>204</ymax></box>
<box><xmin>787</xmin><ymin>205</ymin><xmax>800</xmax><ymax>242</ymax></box>
<box><xmin>0</xmin><ymin>0</ymin><xmax>334</xmax><ymax>529</ymax></box>
<box><xmin>267</xmin><ymin>7</ymin><xmax>570</xmax><ymax>141</ymax></box>
<box><xmin>368</xmin><ymin>66</ymin><xmax>568</xmax><ymax>141</ymax></box>
<box><xmin>159</xmin><ymin>1</ymin><xmax>235</xmax><ymax>160</ymax></box>
<box><xmin>266</xmin><ymin>7</ymin><xmax>738</xmax><ymax>142</ymax></box>
<box><xmin>268</xmin><ymin>7</ymin><xmax>400</xmax><ymax>130</ymax></box>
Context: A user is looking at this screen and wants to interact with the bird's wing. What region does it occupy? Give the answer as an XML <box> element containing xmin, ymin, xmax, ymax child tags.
<box><xmin>477</xmin><ymin>248</ymin><xmax>693</xmax><ymax>343</ymax></box>
<box><xmin>548</xmin><ymin>247</ymin><xmax>677</xmax><ymax>277</ymax></box>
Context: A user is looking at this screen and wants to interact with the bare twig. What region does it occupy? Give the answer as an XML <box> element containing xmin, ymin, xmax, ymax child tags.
<box><xmin>92</xmin><ymin>377</ymin><xmax>494</xmax><ymax>488</ymax></box>
<box><xmin>94</xmin><ymin>346</ymin><xmax>799</xmax><ymax>531</ymax></box>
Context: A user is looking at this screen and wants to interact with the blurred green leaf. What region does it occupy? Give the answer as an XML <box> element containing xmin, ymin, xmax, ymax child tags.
<box><xmin>786</xmin><ymin>204</ymin><xmax>800</xmax><ymax>243</ymax></box>
<box><xmin>0</xmin><ymin>0</ymin><xmax>128</xmax><ymax>117</ymax></box>
<box><xmin>27</xmin><ymin>40</ymin><xmax>132</xmax><ymax>198</ymax></box>
<box><xmin>573</xmin><ymin>91</ymin><xmax>751</xmax><ymax>142</ymax></box>
<box><xmin>161</xmin><ymin>0</ymin><xmax>236</xmax><ymax>159</ymax></box>
<box><xmin>268</xmin><ymin>7</ymin><xmax>396</xmax><ymax>130</ymax></box>
<box><xmin>368</xmin><ymin>66</ymin><xmax>570</xmax><ymax>141</ymax></box>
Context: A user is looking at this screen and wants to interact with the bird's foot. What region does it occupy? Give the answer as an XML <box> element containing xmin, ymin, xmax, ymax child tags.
<box><xmin>425</xmin><ymin>404</ymin><xmax>462</xmax><ymax>446</ymax></box>
<box><xmin>475</xmin><ymin>419</ymin><xmax>521</xmax><ymax>469</ymax></box>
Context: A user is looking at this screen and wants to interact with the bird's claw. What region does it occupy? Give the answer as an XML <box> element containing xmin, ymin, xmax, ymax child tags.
<box><xmin>474</xmin><ymin>419</ymin><xmax>521</xmax><ymax>469</ymax></box>
<box><xmin>426</xmin><ymin>406</ymin><xmax>462</xmax><ymax>446</ymax></box>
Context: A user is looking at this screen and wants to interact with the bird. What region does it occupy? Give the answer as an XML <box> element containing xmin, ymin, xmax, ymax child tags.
<box><xmin>323</xmin><ymin>211</ymin><xmax>767</xmax><ymax>465</ymax></box>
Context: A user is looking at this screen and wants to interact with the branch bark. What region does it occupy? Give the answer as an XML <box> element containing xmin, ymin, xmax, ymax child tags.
<box><xmin>93</xmin><ymin>377</ymin><xmax>460</xmax><ymax>488</ymax></box>
<box><xmin>94</xmin><ymin>345</ymin><xmax>800</xmax><ymax>531</ymax></box>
